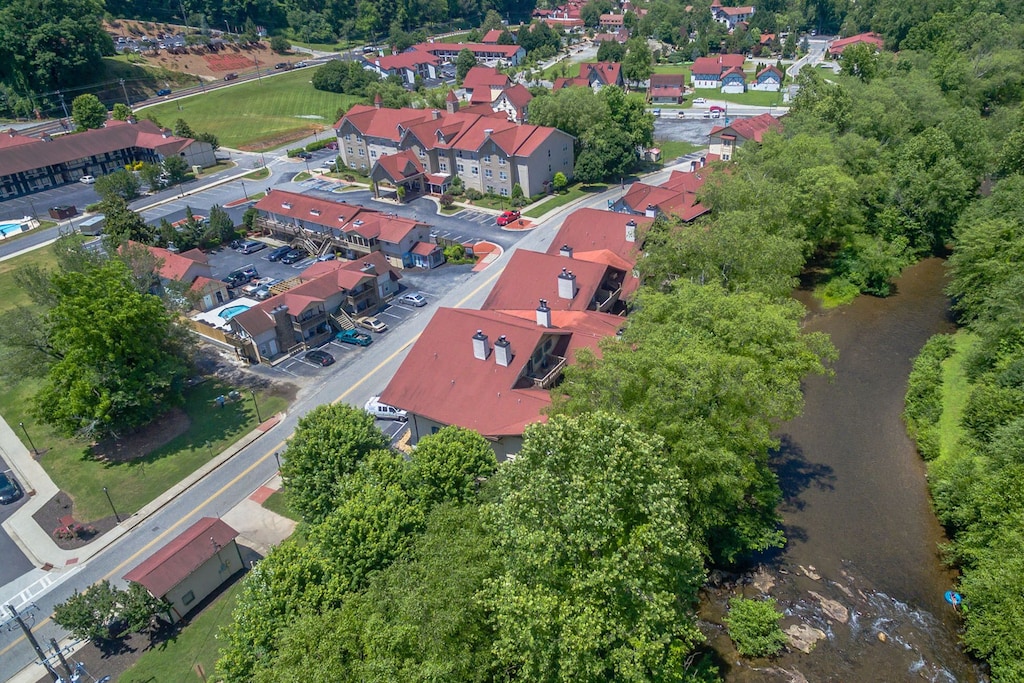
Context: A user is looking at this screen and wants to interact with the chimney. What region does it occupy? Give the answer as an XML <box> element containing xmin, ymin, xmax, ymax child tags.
<box><xmin>644</xmin><ymin>204</ymin><xmax>657</xmax><ymax>218</ymax></box>
<box><xmin>446</xmin><ymin>89</ymin><xmax>459</xmax><ymax>114</ymax></box>
<box><xmin>557</xmin><ymin>268</ymin><xmax>577</xmax><ymax>300</ymax></box>
<box><xmin>559</xmin><ymin>244</ymin><xmax>573</xmax><ymax>258</ymax></box>
<box><xmin>536</xmin><ymin>299</ymin><xmax>552</xmax><ymax>328</ymax></box>
<box><xmin>472</xmin><ymin>329</ymin><xmax>490</xmax><ymax>360</ymax></box>
<box><xmin>625</xmin><ymin>219</ymin><xmax>637</xmax><ymax>243</ymax></box>
<box><xmin>494</xmin><ymin>335</ymin><xmax>512</xmax><ymax>367</ymax></box>
<box><xmin>360</xmin><ymin>262</ymin><xmax>376</xmax><ymax>273</ymax></box>
<box><xmin>373</xmin><ymin>92</ymin><xmax>383</xmax><ymax>109</ymax></box>
<box><xmin>484</xmin><ymin>128</ymin><xmax>493</xmax><ymax>139</ymax></box>
<box><xmin>432</xmin><ymin>109</ymin><xmax>441</xmax><ymax>120</ymax></box>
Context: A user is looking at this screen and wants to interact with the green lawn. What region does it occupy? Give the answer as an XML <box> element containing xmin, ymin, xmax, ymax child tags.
<box><xmin>710</xmin><ymin>89</ymin><xmax>786</xmax><ymax>107</ymax></box>
<box><xmin>437</xmin><ymin>32</ymin><xmax>473</xmax><ymax>43</ymax></box>
<box><xmin>118</xmin><ymin>582</ymin><xmax>242</xmax><ymax>683</ymax></box>
<box><xmin>0</xmin><ymin>245</ymin><xmax>289</xmax><ymax>521</ymax></box>
<box><xmin>262</xmin><ymin>490</ymin><xmax>299</xmax><ymax>521</ymax></box>
<box><xmin>523</xmin><ymin>183</ymin><xmax>609</xmax><ymax>218</ymax></box>
<box><xmin>244</xmin><ymin>167</ymin><xmax>271</xmax><ymax>180</ymax></box>
<box><xmin>937</xmin><ymin>331</ymin><xmax>978</xmax><ymax>465</ymax></box>
<box><xmin>655</xmin><ymin>140</ymin><xmax>703</xmax><ymax>161</ymax></box>
<box><xmin>141</xmin><ymin>70</ymin><xmax>363</xmax><ymax>151</ymax></box>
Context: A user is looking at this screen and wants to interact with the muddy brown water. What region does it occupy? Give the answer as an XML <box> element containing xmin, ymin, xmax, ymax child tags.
<box><xmin>711</xmin><ymin>259</ymin><xmax>987</xmax><ymax>682</ymax></box>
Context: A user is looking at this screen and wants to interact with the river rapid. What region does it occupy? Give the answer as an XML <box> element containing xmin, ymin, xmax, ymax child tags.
<box><xmin>702</xmin><ymin>259</ymin><xmax>987</xmax><ymax>682</ymax></box>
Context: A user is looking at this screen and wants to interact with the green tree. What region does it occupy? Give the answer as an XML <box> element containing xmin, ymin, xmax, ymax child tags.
<box><xmin>34</xmin><ymin>259</ymin><xmax>192</xmax><ymax>439</ymax></box>
<box><xmin>100</xmin><ymin>195</ymin><xmax>154</xmax><ymax>248</ymax></box>
<box><xmin>195</xmin><ymin>130</ymin><xmax>220</xmax><ymax>150</ymax></box>
<box><xmin>554</xmin><ymin>282</ymin><xmax>835</xmax><ymax>562</ymax></box>
<box><xmin>279</xmin><ymin>403</ymin><xmax>389</xmax><ymax>524</ymax></box>
<box><xmin>726</xmin><ymin>597</ymin><xmax>788</xmax><ymax>657</ymax></box>
<box><xmin>163</xmin><ymin>155</ymin><xmax>189</xmax><ymax>183</ymax></box>
<box><xmin>270</xmin><ymin>35</ymin><xmax>291</xmax><ymax>53</ymax></box>
<box><xmin>484</xmin><ymin>412</ymin><xmax>707</xmax><ymax>681</ymax></box>
<box><xmin>573</xmin><ymin>149</ymin><xmax>605</xmax><ymax>184</ymax></box>
<box><xmin>481</xmin><ymin>9</ymin><xmax>505</xmax><ymax>31</ymax></box>
<box><xmin>172</xmin><ymin>118</ymin><xmax>194</xmax><ymax>138</ymax></box>
<box><xmin>580</xmin><ymin>0</ymin><xmax>613</xmax><ymax>27</ymax></box>
<box><xmin>456</xmin><ymin>48</ymin><xmax>478</xmax><ymax>83</ymax></box>
<box><xmin>71</xmin><ymin>93</ymin><xmax>106</xmax><ymax>130</ymax></box>
<box><xmin>137</xmin><ymin>161</ymin><xmax>162</xmax><ymax>190</ymax></box>
<box><xmin>596</xmin><ymin>40</ymin><xmax>625</xmax><ymax>62</ymax></box>
<box><xmin>840</xmin><ymin>42</ymin><xmax>880</xmax><ymax>82</ymax></box>
<box><xmin>242</xmin><ymin>206</ymin><xmax>259</xmax><ymax>232</ymax></box>
<box><xmin>405</xmin><ymin>426</ymin><xmax>496</xmax><ymax>507</ymax></box>
<box><xmin>552</xmin><ymin>171</ymin><xmax>568</xmax><ymax>192</ymax></box>
<box><xmin>94</xmin><ymin>169</ymin><xmax>141</xmax><ymax>201</ymax></box>
<box><xmin>111</xmin><ymin>103</ymin><xmax>133</xmax><ymax>121</ymax></box>
<box><xmin>53</xmin><ymin>580</ymin><xmax>122</xmax><ymax>642</ymax></box>
<box><xmin>622</xmin><ymin>37</ymin><xmax>653</xmax><ymax>89</ymax></box>
<box><xmin>208</xmin><ymin>204</ymin><xmax>236</xmax><ymax>244</ymax></box>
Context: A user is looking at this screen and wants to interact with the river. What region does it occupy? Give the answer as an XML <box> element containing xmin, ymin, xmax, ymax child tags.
<box><xmin>704</xmin><ymin>259</ymin><xmax>987</xmax><ymax>682</ymax></box>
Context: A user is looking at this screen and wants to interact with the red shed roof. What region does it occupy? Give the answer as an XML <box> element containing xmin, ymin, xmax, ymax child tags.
<box><xmin>124</xmin><ymin>517</ymin><xmax>238</xmax><ymax>597</ymax></box>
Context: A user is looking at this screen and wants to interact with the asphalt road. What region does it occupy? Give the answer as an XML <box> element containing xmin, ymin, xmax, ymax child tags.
<box><xmin>0</xmin><ymin>158</ymin><xmax>694</xmax><ymax>680</ymax></box>
<box><xmin>0</xmin><ymin>457</ymin><xmax>32</xmax><ymax>587</ymax></box>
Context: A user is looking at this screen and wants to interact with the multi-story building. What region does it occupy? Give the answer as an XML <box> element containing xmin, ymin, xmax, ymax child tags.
<box><xmin>708</xmin><ymin>113</ymin><xmax>782</xmax><ymax>161</ymax></box>
<box><xmin>710</xmin><ymin>0</ymin><xmax>755</xmax><ymax>30</ymax></box>
<box><xmin>410</xmin><ymin>41</ymin><xmax>525</xmax><ymax>67</ymax></box>
<box><xmin>336</xmin><ymin>95</ymin><xmax>574</xmax><ymax>198</ymax></box>
<box><xmin>0</xmin><ymin>118</ymin><xmax>215</xmax><ymax>199</ymax></box>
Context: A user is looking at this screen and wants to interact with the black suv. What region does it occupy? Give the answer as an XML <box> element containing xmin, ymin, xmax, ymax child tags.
<box><xmin>268</xmin><ymin>245</ymin><xmax>292</xmax><ymax>261</ymax></box>
<box><xmin>222</xmin><ymin>271</ymin><xmax>248</xmax><ymax>288</ymax></box>
<box><xmin>281</xmin><ymin>249</ymin><xmax>307</xmax><ymax>264</ymax></box>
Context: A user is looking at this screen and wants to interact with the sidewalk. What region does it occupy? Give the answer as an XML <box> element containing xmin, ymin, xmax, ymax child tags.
<box><xmin>0</xmin><ymin>413</ymin><xmax>282</xmax><ymax>573</ymax></box>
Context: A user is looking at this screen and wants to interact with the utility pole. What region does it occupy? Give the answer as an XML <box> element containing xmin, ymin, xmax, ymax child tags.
<box><xmin>119</xmin><ymin>78</ymin><xmax>130</xmax><ymax>106</ymax></box>
<box><xmin>50</xmin><ymin>638</ymin><xmax>75</xmax><ymax>680</ymax></box>
<box><xmin>4</xmin><ymin>604</ymin><xmax>60</xmax><ymax>682</ymax></box>
<box><xmin>55</xmin><ymin>91</ymin><xmax>69</xmax><ymax>120</ymax></box>
<box><xmin>253</xmin><ymin>52</ymin><xmax>262</xmax><ymax>84</ymax></box>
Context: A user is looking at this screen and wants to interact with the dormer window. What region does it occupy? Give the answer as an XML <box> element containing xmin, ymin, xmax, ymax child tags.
<box><xmin>282</xmin><ymin>202</ymin><xmax>292</xmax><ymax>209</ymax></box>
<box><xmin>310</xmin><ymin>209</ymin><xmax>320</xmax><ymax>216</ymax></box>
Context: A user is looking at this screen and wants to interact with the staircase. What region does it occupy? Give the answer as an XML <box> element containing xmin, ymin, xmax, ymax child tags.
<box><xmin>329</xmin><ymin>309</ymin><xmax>356</xmax><ymax>331</ymax></box>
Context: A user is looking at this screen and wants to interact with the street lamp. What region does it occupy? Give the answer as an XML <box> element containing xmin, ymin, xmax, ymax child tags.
<box><xmin>18</xmin><ymin>421</ymin><xmax>37</xmax><ymax>455</ymax></box>
<box><xmin>274</xmin><ymin>451</ymin><xmax>281</xmax><ymax>471</ymax></box>
<box><xmin>251</xmin><ymin>390</ymin><xmax>262</xmax><ymax>423</ymax></box>
<box><xmin>102</xmin><ymin>486</ymin><xmax>122</xmax><ymax>523</ymax></box>
<box><xmin>240</xmin><ymin>179</ymin><xmax>248</xmax><ymax>199</ymax></box>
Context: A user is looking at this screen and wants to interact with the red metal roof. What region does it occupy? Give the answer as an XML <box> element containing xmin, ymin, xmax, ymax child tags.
<box><xmin>483</xmin><ymin>250</ymin><xmax>618</xmax><ymax>312</ymax></box>
<box><xmin>373</xmin><ymin>149</ymin><xmax>425</xmax><ymax>182</ymax></box>
<box><xmin>547</xmin><ymin>208</ymin><xmax>651</xmax><ymax>264</ymax></box>
<box><xmin>463</xmin><ymin>66</ymin><xmax>510</xmax><ymax>90</ymax></box>
<box><xmin>827</xmin><ymin>32</ymin><xmax>884</xmax><ymax>56</ymax></box>
<box><xmin>253</xmin><ymin>189</ymin><xmax>378</xmax><ymax>229</ymax></box>
<box><xmin>411</xmin><ymin>241</ymin><xmax>440</xmax><ymax>256</ymax></box>
<box><xmin>371</xmin><ymin>51</ymin><xmax>439</xmax><ymax>71</ymax></box>
<box><xmin>712</xmin><ymin>113</ymin><xmax>782</xmax><ymax>143</ymax></box>
<box><xmin>482</xmin><ymin>29</ymin><xmax>504</xmax><ymax>43</ymax></box>
<box><xmin>124</xmin><ymin>517</ymin><xmax>238</xmax><ymax>597</ymax></box>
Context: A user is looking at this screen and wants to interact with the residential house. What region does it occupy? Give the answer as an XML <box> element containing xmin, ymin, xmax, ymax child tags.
<box><xmin>362</xmin><ymin>51</ymin><xmax>439</xmax><ymax>85</ymax></box>
<box><xmin>336</xmin><ymin>99</ymin><xmax>575</xmax><ymax>198</ymax></box>
<box><xmin>127</xmin><ymin>242</ymin><xmax>230</xmax><ymax>312</ymax></box>
<box><xmin>380</xmin><ymin>306</ymin><xmax>624</xmax><ymax>459</ymax></box>
<box><xmin>492</xmin><ymin>84</ymin><xmax>533</xmax><ymax>123</ymax></box>
<box><xmin>0</xmin><ymin>118</ymin><xmax>215</xmax><ymax>200</ymax></box>
<box><xmin>482</xmin><ymin>250</ymin><xmax>630</xmax><ymax>315</ymax></box>
<box><xmin>690</xmin><ymin>54</ymin><xmax>746</xmax><ymax>89</ymax></box>
<box><xmin>612</xmin><ymin>168</ymin><xmax>711</xmax><ymax>222</ymax></box>
<box><xmin>599</xmin><ymin>13</ymin><xmax>625</xmax><ymax>30</ymax></box>
<box><xmin>750</xmin><ymin>64</ymin><xmax>783</xmax><ymax>91</ymax></box>
<box><xmin>827</xmin><ymin>32</ymin><xmax>885</xmax><ymax>58</ymax></box>
<box><xmin>124</xmin><ymin>518</ymin><xmax>244</xmax><ymax>623</ymax></box>
<box><xmin>648</xmin><ymin>73</ymin><xmax>686</xmax><ymax>103</ymax></box>
<box><xmin>710</xmin><ymin>0</ymin><xmax>755</xmax><ymax>30</ymax></box>
<box><xmin>411</xmin><ymin>41</ymin><xmax>525</xmax><ymax>67</ymax></box>
<box><xmin>552</xmin><ymin>62</ymin><xmax>623</xmax><ymax>91</ymax></box>
<box><xmin>481</xmin><ymin>29</ymin><xmax>509</xmax><ymax>44</ymax></box>
<box><xmin>462</xmin><ymin>66</ymin><xmax>510</xmax><ymax>105</ymax></box>
<box><xmin>252</xmin><ymin>189</ymin><xmax>438</xmax><ymax>268</ymax></box>
<box><xmin>229</xmin><ymin>255</ymin><xmax>398</xmax><ymax>360</ymax></box>
<box><xmin>708</xmin><ymin>112</ymin><xmax>782</xmax><ymax>160</ymax></box>
<box><xmin>593</xmin><ymin>28</ymin><xmax>630</xmax><ymax>44</ymax></box>
<box><xmin>720</xmin><ymin>66</ymin><xmax>747</xmax><ymax>93</ymax></box>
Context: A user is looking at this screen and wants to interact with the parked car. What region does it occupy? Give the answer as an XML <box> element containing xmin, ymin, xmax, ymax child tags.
<box><xmin>326</xmin><ymin>141</ymin><xmax>338</xmax><ymax>150</ymax></box>
<box><xmin>651</xmin><ymin>108</ymin><xmax>661</xmax><ymax>117</ymax></box>
<box><xmin>399</xmin><ymin>292</ymin><xmax>427</xmax><ymax>307</ymax></box>
<box><xmin>267</xmin><ymin>245</ymin><xmax>292</xmax><ymax>261</ymax></box>
<box><xmin>305</xmin><ymin>349</ymin><xmax>335</xmax><ymax>366</ymax></box>
<box><xmin>239</xmin><ymin>240</ymin><xmax>266</xmax><ymax>254</ymax></box>
<box><xmin>254</xmin><ymin>286</ymin><xmax>274</xmax><ymax>300</ymax></box>
<box><xmin>243</xmin><ymin>277</ymin><xmax>276</xmax><ymax>294</ymax></box>
<box><xmin>496</xmin><ymin>210</ymin><xmax>521</xmax><ymax>226</ymax></box>
<box><xmin>0</xmin><ymin>472</ymin><xmax>23</xmax><ymax>504</ymax></box>
<box><xmin>274</xmin><ymin>62</ymin><xmax>289</xmax><ymax>69</ymax></box>
<box><xmin>240</xmin><ymin>265</ymin><xmax>259</xmax><ymax>279</ymax></box>
<box><xmin>224</xmin><ymin>72</ymin><xmax>239</xmax><ymax>81</ymax></box>
<box><xmin>356</xmin><ymin>315</ymin><xmax>388</xmax><ymax>333</ymax></box>
<box><xmin>336</xmin><ymin>329</ymin><xmax>373</xmax><ymax>346</ymax></box>
<box><xmin>222</xmin><ymin>271</ymin><xmax>248</xmax><ymax>288</ymax></box>
<box><xmin>364</xmin><ymin>396</ymin><xmax>407</xmax><ymax>421</ymax></box>
<box><xmin>295</xmin><ymin>151</ymin><xmax>313</xmax><ymax>160</ymax></box>
<box><xmin>692</xmin><ymin>97</ymin><xmax>707</xmax><ymax>104</ymax></box>
<box><xmin>156</xmin><ymin>88</ymin><xmax>172</xmax><ymax>96</ymax></box>
<box><xmin>317</xmin><ymin>252</ymin><xmax>336</xmax><ymax>261</ymax></box>
<box><xmin>295</xmin><ymin>61</ymin><xmax>308</xmax><ymax>68</ymax></box>
<box><xmin>79</xmin><ymin>175</ymin><xmax>96</xmax><ymax>184</ymax></box>
<box><xmin>281</xmin><ymin>249</ymin><xmax>307</xmax><ymax>264</ymax></box>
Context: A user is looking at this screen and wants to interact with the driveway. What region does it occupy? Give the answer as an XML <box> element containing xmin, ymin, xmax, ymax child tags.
<box><xmin>0</xmin><ymin>457</ymin><xmax>33</xmax><ymax>586</ymax></box>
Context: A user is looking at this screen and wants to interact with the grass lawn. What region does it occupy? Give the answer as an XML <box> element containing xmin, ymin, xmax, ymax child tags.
<box><xmin>140</xmin><ymin>70</ymin><xmax>363</xmax><ymax>151</ymax></box>
<box><xmin>652</xmin><ymin>64</ymin><xmax>691</xmax><ymax>78</ymax></box>
<box><xmin>0</xmin><ymin>245</ymin><xmax>289</xmax><ymax>521</ymax></box>
<box><xmin>197</xmin><ymin>161</ymin><xmax>235</xmax><ymax>176</ymax></box>
<box><xmin>523</xmin><ymin>183</ymin><xmax>609</xmax><ymax>218</ymax></box>
<box><xmin>118</xmin><ymin>582</ymin><xmax>242</xmax><ymax>683</ymax></box>
<box><xmin>437</xmin><ymin>32</ymin><xmax>473</xmax><ymax>43</ymax></box>
<box><xmin>655</xmin><ymin>139</ymin><xmax>703</xmax><ymax>160</ymax></box>
<box><xmin>293</xmin><ymin>171</ymin><xmax>312</xmax><ymax>182</ymax></box>
<box><xmin>542</xmin><ymin>61</ymin><xmax>582</xmax><ymax>80</ymax></box>
<box><xmin>262</xmin><ymin>490</ymin><xmax>299</xmax><ymax>521</ymax></box>
<box><xmin>244</xmin><ymin>167</ymin><xmax>271</xmax><ymax>180</ymax></box>
<box><xmin>710</xmin><ymin>90</ymin><xmax>786</xmax><ymax>107</ymax></box>
<box><xmin>468</xmin><ymin>194</ymin><xmax>518</xmax><ymax>211</ymax></box>
<box><xmin>937</xmin><ymin>331</ymin><xmax>978</xmax><ymax>465</ymax></box>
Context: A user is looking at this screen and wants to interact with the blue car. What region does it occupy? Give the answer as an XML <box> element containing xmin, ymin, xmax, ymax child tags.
<box><xmin>156</xmin><ymin>88</ymin><xmax>171</xmax><ymax>96</ymax></box>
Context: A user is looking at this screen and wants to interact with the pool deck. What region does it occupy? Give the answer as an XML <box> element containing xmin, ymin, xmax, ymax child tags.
<box><xmin>192</xmin><ymin>296</ymin><xmax>260</xmax><ymax>329</ymax></box>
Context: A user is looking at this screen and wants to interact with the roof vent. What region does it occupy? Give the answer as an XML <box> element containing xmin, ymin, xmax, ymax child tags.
<box><xmin>559</xmin><ymin>244</ymin><xmax>573</xmax><ymax>258</ymax></box>
<box><xmin>644</xmin><ymin>204</ymin><xmax>657</xmax><ymax>218</ymax></box>
<box><xmin>310</xmin><ymin>209</ymin><xmax>320</xmax><ymax>216</ymax></box>
<box><xmin>282</xmin><ymin>202</ymin><xmax>292</xmax><ymax>209</ymax></box>
<box><xmin>353</xmin><ymin>220</ymin><xmax>364</xmax><ymax>226</ymax></box>
<box><xmin>626</xmin><ymin>219</ymin><xmax>637</xmax><ymax>243</ymax></box>
<box><xmin>484</xmin><ymin>128</ymin><xmax>494</xmax><ymax>138</ymax></box>
<box><xmin>472</xmin><ymin>329</ymin><xmax>490</xmax><ymax>361</ymax></box>
<box><xmin>557</xmin><ymin>267</ymin><xmax>577</xmax><ymax>300</ymax></box>
<box><xmin>494</xmin><ymin>335</ymin><xmax>512</xmax><ymax>367</ymax></box>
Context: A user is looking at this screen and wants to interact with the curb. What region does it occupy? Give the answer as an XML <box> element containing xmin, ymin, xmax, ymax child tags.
<box><xmin>1</xmin><ymin>414</ymin><xmax>283</xmax><ymax>572</ymax></box>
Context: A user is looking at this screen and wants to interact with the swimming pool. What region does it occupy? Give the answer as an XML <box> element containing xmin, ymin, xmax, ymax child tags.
<box><xmin>220</xmin><ymin>304</ymin><xmax>251</xmax><ymax>320</ymax></box>
<box><xmin>0</xmin><ymin>222</ymin><xmax>25</xmax><ymax>236</ymax></box>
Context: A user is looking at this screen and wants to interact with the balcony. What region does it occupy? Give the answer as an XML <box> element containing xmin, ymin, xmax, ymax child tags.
<box><xmin>528</xmin><ymin>355</ymin><xmax>567</xmax><ymax>389</ymax></box>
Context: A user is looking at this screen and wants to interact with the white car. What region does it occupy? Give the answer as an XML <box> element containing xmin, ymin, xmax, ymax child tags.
<box><xmin>356</xmin><ymin>315</ymin><xmax>388</xmax><ymax>333</ymax></box>
<box><xmin>80</xmin><ymin>175</ymin><xmax>96</xmax><ymax>184</ymax></box>
<box><xmin>400</xmin><ymin>292</ymin><xmax>427</xmax><ymax>307</ymax></box>
<box><xmin>364</xmin><ymin>396</ymin><xmax>407</xmax><ymax>421</ymax></box>
<box><xmin>692</xmin><ymin>97</ymin><xmax>707</xmax><ymax>105</ymax></box>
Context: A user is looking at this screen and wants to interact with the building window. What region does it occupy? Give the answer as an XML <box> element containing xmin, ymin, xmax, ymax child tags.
<box><xmin>457</xmin><ymin>163</ymin><xmax>464</xmax><ymax>172</ymax></box>
<box><xmin>498</xmin><ymin>157</ymin><xmax>505</xmax><ymax>165</ymax></box>
<box><xmin>472</xmin><ymin>166</ymin><xmax>478</xmax><ymax>175</ymax></box>
<box><xmin>500</xmin><ymin>187</ymin><xmax>509</xmax><ymax>196</ymax></box>
<box><xmin>485</xmin><ymin>169</ymin><xmax>492</xmax><ymax>179</ymax></box>
<box><xmin>358</xmin><ymin>149</ymin><xmax>365</xmax><ymax>156</ymax></box>
<box><xmin>182</xmin><ymin>590</ymin><xmax>196</xmax><ymax>606</ymax></box>
<box><xmin>440</xmin><ymin>161</ymin><xmax>448</xmax><ymax>172</ymax></box>
<box><xmin>486</xmin><ymin>185</ymin><xmax>494</xmax><ymax>193</ymax></box>
<box><xmin>370</xmin><ymin>150</ymin><xmax>377</xmax><ymax>158</ymax></box>
<box><xmin>499</xmin><ymin>171</ymin><xmax>507</xmax><ymax>180</ymax></box>
<box><xmin>548</xmin><ymin>165</ymin><xmax>552</xmax><ymax>173</ymax></box>
<box><xmin>347</xmin><ymin>147</ymin><xmax>353</xmax><ymax>154</ymax></box>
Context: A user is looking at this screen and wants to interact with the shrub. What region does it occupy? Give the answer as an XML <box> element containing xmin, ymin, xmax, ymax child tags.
<box><xmin>449</xmin><ymin>185</ymin><xmax>465</xmax><ymax>197</ymax></box>
<box><xmin>465</xmin><ymin>188</ymin><xmax>483</xmax><ymax>200</ymax></box>
<box><xmin>443</xmin><ymin>243</ymin><xmax>475</xmax><ymax>264</ymax></box>
<box><xmin>904</xmin><ymin>334</ymin><xmax>955</xmax><ymax>460</ymax></box>
<box><xmin>726</xmin><ymin>597</ymin><xmax>788</xmax><ymax>658</ymax></box>
<box><xmin>552</xmin><ymin>171</ymin><xmax>568</xmax><ymax>193</ymax></box>
<box><xmin>439</xmin><ymin>193</ymin><xmax>455</xmax><ymax>208</ymax></box>
<box><xmin>286</xmin><ymin>148</ymin><xmax>305</xmax><ymax>157</ymax></box>
<box><xmin>305</xmin><ymin>139</ymin><xmax>330</xmax><ymax>152</ymax></box>
<box><xmin>511</xmin><ymin>182</ymin><xmax>524</xmax><ymax>199</ymax></box>
<box><xmin>511</xmin><ymin>196</ymin><xmax>527</xmax><ymax>208</ymax></box>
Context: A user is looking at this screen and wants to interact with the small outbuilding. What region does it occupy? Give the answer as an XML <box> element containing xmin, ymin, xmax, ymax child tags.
<box><xmin>124</xmin><ymin>517</ymin><xmax>244</xmax><ymax>622</ymax></box>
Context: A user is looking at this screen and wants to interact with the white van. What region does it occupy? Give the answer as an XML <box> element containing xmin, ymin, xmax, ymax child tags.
<box><xmin>364</xmin><ymin>396</ymin><xmax>407</xmax><ymax>421</ymax></box>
